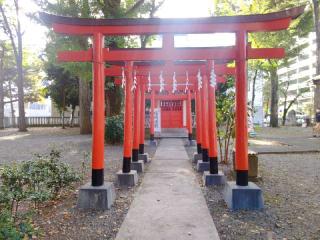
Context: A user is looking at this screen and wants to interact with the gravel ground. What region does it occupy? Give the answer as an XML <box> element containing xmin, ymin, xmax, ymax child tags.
<box><xmin>250</xmin><ymin>127</ymin><xmax>320</xmax><ymax>153</ymax></box>
<box><xmin>186</xmin><ymin>127</ymin><xmax>320</xmax><ymax>240</ymax></box>
<box><xmin>0</xmin><ymin>127</ymin><xmax>158</xmax><ymax>240</ymax></box>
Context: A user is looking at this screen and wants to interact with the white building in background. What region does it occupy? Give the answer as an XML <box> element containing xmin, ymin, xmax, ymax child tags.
<box><xmin>277</xmin><ymin>32</ymin><xmax>316</xmax><ymax>117</ymax></box>
<box><xmin>25</xmin><ymin>98</ymin><xmax>52</xmax><ymax>117</ymax></box>
<box><xmin>4</xmin><ymin>97</ymin><xmax>55</xmax><ymax>117</ymax></box>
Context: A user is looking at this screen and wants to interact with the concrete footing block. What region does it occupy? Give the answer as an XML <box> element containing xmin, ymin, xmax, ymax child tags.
<box><xmin>193</xmin><ymin>152</ymin><xmax>202</xmax><ymax>163</ymax></box>
<box><xmin>77</xmin><ymin>182</ymin><xmax>115</xmax><ymax>210</ymax></box>
<box><xmin>117</xmin><ymin>170</ymin><xmax>138</xmax><ymax>187</ymax></box>
<box><xmin>138</xmin><ymin>153</ymin><xmax>151</xmax><ymax>163</ymax></box>
<box><xmin>149</xmin><ymin>140</ymin><xmax>158</xmax><ymax>147</ymax></box>
<box><xmin>131</xmin><ymin>160</ymin><xmax>145</xmax><ymax>173</ymax></box>
<box><xmin>223</xmin><ymin>181</ymin><xmax>264</xmax><ymax>210</ymax></box>
<box><xmin>203</xmin><ymin>171</ymin><xmax>226</xmax><ymax>186</ymax></box>
<box><xmin>197</xmin><ymin>160</ymin><xmax>210</xmax><ymax>172</ymax></box>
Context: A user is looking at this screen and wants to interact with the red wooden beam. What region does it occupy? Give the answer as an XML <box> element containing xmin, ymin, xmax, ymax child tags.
<box><xmin>104</xmin><ymin>65</ymin><xmax>235</xmax><ymax>77</ymax></box>
<box><xmin>248</xmin><ymin>47</ymin><xmax>285</xmax><ymax>59</ymax></box>
<box><xmin>57</xmin><ymin>46</ymin><xmax>284</xmax><ymax>62</ymax></box>
<box><xmin>103</xmin><ymin>47</ymin><xmax>237</xmax><ymax>61</ymax></box>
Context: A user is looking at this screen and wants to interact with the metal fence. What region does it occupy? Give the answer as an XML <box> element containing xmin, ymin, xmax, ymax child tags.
<box><xmin>3</xmin><ymin>117</ymin><xmax>80</xmax><ymax>128</ymax></box>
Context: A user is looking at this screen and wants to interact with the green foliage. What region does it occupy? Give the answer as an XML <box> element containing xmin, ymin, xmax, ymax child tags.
<box><xmin>0</xmin><ymin>210</ymin><xmax>35</xmax><ymax>240</ymax></box>
<box><xmin>216</xmin><ymin>76</ymin><xmax>236</xmax><ymax>164</ymax></box>
<box><xmin>0</xmin><ymin>150</ymin><xmax>80</xmax><ymax>210</ymax></box>
<box><xmin>216</xmin><ymin>77</ymin><xmax>235</xmax><ymax>128</ymax></box>
<box><xmin>0</xmin><ymin>41</ymin><xmax>42</xmax><ymax>104</ymax></box>
<box><xmin>44</xmin><ymin>64</ymin><xmax>79</xmax><ymax>113</ymax></box>
<box><xmin>0</xmin><ymin>149</ymin><xmax>81</xmax><ymax>239</ymax></box>
<box><xmin>25</xmin><ymin>150</ymin><xmax>81</xmax><ymax>201</ymax></box>
<box><xmin>0</xmin><ymin>164</ymin><xmax>28</xmax><ymax>216</ymax></box>
<box><xmin>105</xmin><ymin>115</ymin><xmax>124</xmax><ymax>144</ymax></box>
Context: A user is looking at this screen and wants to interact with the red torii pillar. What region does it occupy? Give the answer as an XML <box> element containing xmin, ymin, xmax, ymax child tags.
<box><xmin>186</xmin><ymin>90</ymin><xmax>193</xmax><ymax>143</ymax></box>
<box><xmin>132</xmin><ymin>82</ymin><xmax>141</xmax><ymax>163</ymax></box>
<box><xmin>91</xmin><ymin>33</ymin><xmax>105</xmax><ymax>186</ymax></box>
<box><xmin>195</xmin><ymin>88</ymin><xmax>203</xmax><ymax>155</ymax></box>
<box><xmin>207</xmin><ymin>61</ymin><xmax>219</xmax><ymax>175</ymax></box>
<box><xmin>150</xmin><ymin>90</ymin><xmax>156</xmax><ymax>142</ymax></box>
<box><xmin>122</xmin><ymin>61</ymin><xmax>134</xmax><ymax>173</ymax></box>
<box><xmin>200</xmin><ymin>75</ymin><xmax>209</xmax><ymax>163</ymax></box>
<box><xmin>139</xmin><ymin>83</ymin><xmax>146</xmax><ymax>154</ymax></box>
<box><xmin>235</xmin><ymin>31</ymin><xmax>249</xmax><ymax>186</ymax></box>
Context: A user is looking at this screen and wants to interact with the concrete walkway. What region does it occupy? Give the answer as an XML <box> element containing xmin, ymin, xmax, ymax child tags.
<box><xmin>116</xmin><ymin>139</ymin><xmax>220</xmax><ymax>240</ymax></box>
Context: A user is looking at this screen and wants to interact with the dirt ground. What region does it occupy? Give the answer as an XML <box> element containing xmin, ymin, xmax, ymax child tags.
<box><xmin>0</xmin><ymin>127</ymin><xmax>157</xmax><ymax>240</ymax></box>
<box><xmin>186</xmin><ymin>126</ymin><xmax>320</xmax><ymax>240</ymax></box>
<box><xmin>1</xmin><ymin>127</ymin><xmax>320</xmax><ymax>239</ymax></box>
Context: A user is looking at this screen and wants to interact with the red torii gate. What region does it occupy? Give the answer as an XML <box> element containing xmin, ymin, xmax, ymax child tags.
<box><xmin>107</xmin><ymin>62</ymin><xmax>233</xmax><ymax>174</ymax></box>
<box><xmin>107</xmin><ymin>63</ymin><xmax>233</xmax><ymax>166</ymax></box>
<box><xmin>40</xmin><ymin>5</ymin><xmax>304</xmax><ymax>210</ymax></box>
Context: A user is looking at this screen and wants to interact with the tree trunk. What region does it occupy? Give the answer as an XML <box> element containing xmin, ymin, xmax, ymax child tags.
<box><xmin>79</xmin><ymin>78</ymin><xmax>91</xmax><ymax>134</ymax></box>
<box><xmin>62</xmin><ymin>110</ymin><xmax>65</xmax><ymax>129</ymax></box>
<box><xmin>282</xmin><ymin>102</ymin><xmax>287</xmax><ymax>126</ymax></box>
<box><xmin>0</xmin><ymin>45</ymin><xmax>4</xmax><ymax>129</ymax></box>
<box><xmin>8</xmin><ymin>80</ymin><xmax>16</xmax><ymax>127</ymax></box>
<box><xmin>270</xmin><ymin>68</ymin><xmax>279</xmax><ymax>127</ymax></box>
<box><xmin>0</xmin><ymin>1</ymin><xmax>26</xmax><ymax>130</ymax></box>
<box><xmin>251</xmin><ymin>68</ymin><xmax>258</xmax><ymax>117</ymax></box>
<box><xmin>106</xmin><ymin>84</ymin><xmax>122</xmax><ymax>116</ymax></box>
<box><xmin>265</xmin><ymin>97</ymin><xmax>269</xmax><ymax>118</ymax></box>
<box><xmin>0</xmin><ymin>78</ymin><xmax>4</xmax><ymax>130</ymax></box>
<box><xmin>105</xmin><ymin>89</ymin><xmax>111</xmax><ymax>117</ymax></box>
<box><xmin>70</xmin><ymin>106</ymin><xmax>75</xmax><ymax>127</ymax></box>
<box><xmin>15</xmin><ymin>0</ymin><xmax>27</xmax><ymax>132</ymax></box>
<box><xmin>313</xmin><ymin>0</ymin><xmax>320</xmax><ymax>113</ymax></box>
<box><xmin>62</xmin><ymin>90</ymin><xmax>66</xmax><ymax>129</ymax></box>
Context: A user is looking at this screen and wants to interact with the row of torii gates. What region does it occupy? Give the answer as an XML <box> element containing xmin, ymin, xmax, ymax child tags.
<box><xmin>41</xmin><ymin>5</ymin><xmax>304</xmax><ymax>210</ymax></box>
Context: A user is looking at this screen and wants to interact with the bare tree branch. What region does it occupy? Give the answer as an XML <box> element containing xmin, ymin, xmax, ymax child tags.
<box><xmin>4</xmin><ymin>99</ymin><xmax>18</xmax><ymax>104</ymax></box>
<box><xmin>125</xmin><ymin>0</ymin><xmax>145</xmax><ymax>16</ymax></box>
<box><xmin>140</xmin><ymin>0</ymin><xmax>165</xmax><ymax>48</ymax></box>
<box><xmin>149</xmin><ymin>0</ymin><xmax>165</xmax><ymax>17</ymax></box>
<box><xmin>0</xmin><ymin>5</ymin><xmax>18</xmax><ymax>60</ymax></box>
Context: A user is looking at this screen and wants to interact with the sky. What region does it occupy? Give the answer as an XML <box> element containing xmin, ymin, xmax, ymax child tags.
<box><xmin>19</xmin><ymin>0</ymin><xmax>235</xmax><ymax>53</ymax></box>
<box><xmin>20</xmin><ymin>1</ymin><xmax>48</xmax><ymax>52</ymax></box>
<box><xmin>156</xmin><ymin>0</ymin><xmax>214</xmax><ymax>18</ymax></box>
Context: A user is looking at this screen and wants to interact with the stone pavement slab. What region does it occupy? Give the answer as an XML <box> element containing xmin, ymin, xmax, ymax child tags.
<box><xmin>115</xmin><ymin>138</ymin><xmax>220</xmax><ymax>240</ymax></box>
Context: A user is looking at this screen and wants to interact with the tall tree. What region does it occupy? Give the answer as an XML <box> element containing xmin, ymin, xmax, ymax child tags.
<box><xmin>35</xmin><ymin>0</ymin><xmax>165</xmax><ymax>133</ymax></box>
<box><xmin>36</xmin><ymin>0</ymin><xmax>93</xmax><ymax>134</ymax></box>
<box><xmin>0</xmin><ymin>0</ymin><xmax>27</xmax><ymax>131</ymax></box>
<box><xmin>44</xmin><ymin>65</ymin><xmax>78</xmax><ymax>129</ymax></box>
<box><xmin>248</xmin><ymin>61</ymin><xmax>263</xmax><ymax>117</ymax></box>
<box><xmin>0</xmin><ymin>42</ymin><xmax>5</xmax><ymax>129</ymax></box>
<box><xmin>214</xmin><ymin>0</ymin><xmax>313</xmax><ymax>127</ymax></box>
<box><xmin>312</xmin><ymin>0</ymin><xmax>320</xmax><ymax>114</ymax></box>
<box><xmin>280</xmin><ymin>80</ymin><xmax>307</xmax><ymax>126</ymax></box>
